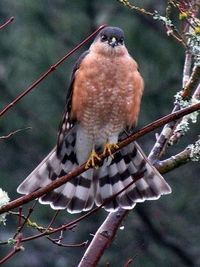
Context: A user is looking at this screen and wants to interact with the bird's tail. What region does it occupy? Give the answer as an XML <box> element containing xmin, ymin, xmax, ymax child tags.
<box><xmin>95</xmin><ymin>142</ymin><xmax>171</xmax><ymax>211</ymax></box>
<box><xmin>17</xmin><ymin>128</ymin><xmax>171</xmax><ymax>213</ymax></box>
<box><xmin>17</xmin><ymin>127</ymin><xmax>96</xmax><ymax>213</ymax></box>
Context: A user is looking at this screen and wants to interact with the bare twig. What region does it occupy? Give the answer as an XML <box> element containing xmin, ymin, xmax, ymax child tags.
<box><xmin>46</xmin><ymin>237</ymin><xmax>88</xmax><ymax>248</ymax></box>
<box><xmin>0</xmin><ymin>234</ymin><xmax>23</xmax><ymax>265</ymax></box>
<box><xmin>166</xmin><ymin>27</ymin><xmax>186</xmax><ymax>46</ymax></box>
<box><xmin>0</xmin><ymin>24</ymin><xmax>106</xmax><ymax>118</ymax></box>
<box><xmin>13</xmin><ymin>201</ymin><xmax>38</xmax><ymax>239</ymax></box>
<box><xmin>117</xmin><ymin>0</ymin><xmax>154</xmax><ymax>16</ymax></box>
<box><xmin>0</xmin><ymin>127</ymin><xmax>31</xmax><ymax>140</ymax></box>
<box><xmin>0</xmin><ymin>16</ymin><xmax>14</xmax><ymax>30</ymax></box>
<box><xmin>123</xmin><ymin>258</ymin><xmax>134</xmax><ymax>267</ymax></box>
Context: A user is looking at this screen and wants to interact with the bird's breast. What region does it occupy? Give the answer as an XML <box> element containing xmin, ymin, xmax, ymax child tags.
<box><xmin>71</xmin><ymin>51</ymin><xmax>143</xmax><ymax>144</ymax></box>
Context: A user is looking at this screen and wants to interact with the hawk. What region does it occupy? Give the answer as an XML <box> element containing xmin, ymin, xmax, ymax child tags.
<box><xmin>17</xmin><ymin>26</ymin><xmax>171</xmax><ymax>213</ymax></box>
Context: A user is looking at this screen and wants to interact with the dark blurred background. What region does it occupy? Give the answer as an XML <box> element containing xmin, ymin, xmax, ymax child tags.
<box><xmin>0</xmin><ymin>1</ymin><xmax>199</xmax><ymax>266</ymax></box>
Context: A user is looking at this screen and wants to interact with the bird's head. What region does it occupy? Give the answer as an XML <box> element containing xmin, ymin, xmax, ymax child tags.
<box><xmin>98</xmin><ymin>26</ymin><xmax>125</xmax><ymax>48</ymax></box>
<box><xmin>91</xmin><ymin>26</ymin><xmax>127</xmax><ymax>56</ymax></box>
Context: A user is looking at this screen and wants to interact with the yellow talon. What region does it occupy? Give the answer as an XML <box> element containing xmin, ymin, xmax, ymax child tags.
<box><xmin>85</xmin><ymin>149</ymin><xmax>101</xmax><ymax>169</ymax></box>
<box><xmin>103</xmin><ymin>143</ymin><xmax>119</xmax><ymax>159</ymax></box>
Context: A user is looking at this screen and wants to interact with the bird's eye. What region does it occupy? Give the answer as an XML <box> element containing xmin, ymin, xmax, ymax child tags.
<box><xmin>119</xmin><ymin>38</ymin><xmax>124</xmax><ymax>44</ymax></box>
<box><xmin>101</xmin><ymin>35</ymin><xmax>107</xmax><ymax>42</ymax></box>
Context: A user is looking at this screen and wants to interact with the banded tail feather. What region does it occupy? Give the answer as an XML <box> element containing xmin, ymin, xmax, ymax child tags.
<box><xmin>95</xmin><ymin>142</ymin><xmax>171</xmax><ymax>212</ymax></box>
<box><xmin>17</xmin><ymin>128</ymin><xmax>171</xmax><ymax>213</ymax></box>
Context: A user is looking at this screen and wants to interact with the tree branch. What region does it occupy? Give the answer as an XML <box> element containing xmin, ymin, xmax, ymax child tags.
<box><xmin>181</xmin><ymin>65</ymin><xmax>200</xmax><ymax>99</ymax></box>
<box><xmin>0</xmin><ymin>234</ymin><xmax>23</xmax><ymax>265</ymax></box>
<box><xmin>155</xmin><ymin>147</ymin><xmax>191</xmax><ymax>174</ymax></box>
<box><xmin>0</xmin><ymin>16</ymin><xmax>14</xmax><ymax>30</ymax></box>
<box><xmin>78</xmin><ymin>209</ymin><xmax>129</xmax><ymax>267</ymax></box>
<box><xmin>0</xmin><ymin>127</ymin><xmax>31</xmax><ymax>140</ymax></box>
<box><xmin>0</xmin><ymin>24</ymin><xmax>106</xmax><ymax>118</ymax></box>
<box><xmin>148</xmin><ymin>64</ymin><xmax>200</xmax><ymax>163</ymax></box>
<box><xmin>0</xmin><ymin>101</ymin><xmax>199</xmax><ymax>215</ymax></box>
<box><xmin>76</xmin><ymin>140</ymin><xmax>198</xmax><ymax>267</ymax></box>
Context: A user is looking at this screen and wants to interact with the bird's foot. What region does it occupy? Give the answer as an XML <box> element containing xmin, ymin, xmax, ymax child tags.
<box><xmin>103</xmin><ymin>143</ymin><xmax>119</xmax><ymax>159</ymax></box>
<box><xmin>85</xmin><ymin>149</ymin><xmax>101</xmax><ymax>169</ymax></box>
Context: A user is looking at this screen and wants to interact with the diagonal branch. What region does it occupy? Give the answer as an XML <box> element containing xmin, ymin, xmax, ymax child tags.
<box><xmin>148</xmin><ymin>65</ymin><xmax>200</xmax><ymax>163</ymax></box>
<box><xmin>0</xmin><ymin>101</ymin><xmax>199</xmax><ymax>215</ymax></box>
<box><xmin>0</xmin><ymin>16</ymin><xmax>14</xmax><ymax>30</ymax></box>
<box><xmin>181</xmin><ymin>65</ymin><xmax>200</xmax><ymax>99</ymax></box>
<box><xmin>0</xmin><ymin>24</ymin><xmax>106</xmax><ymax>118</ymax></box>
<box><xmin>0</xmin><ymin>127</ymin><xmax>31</xmax><ymax>140</ymax></box>
<box><xmin>155</xmin><ymin>147</ymin><xmax>191</xmax><ymax>174</ymax></box>
<box><xmin>77</xmin><ymin>139</ymin><xmax>198</xmax><ymax>267</ymax></box>
<box><xmin>78</xmin><ymin>208</ymin><xmax>129</xmax><ymax>267</ymax></box>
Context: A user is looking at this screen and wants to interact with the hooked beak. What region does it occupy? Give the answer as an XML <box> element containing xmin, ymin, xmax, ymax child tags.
<box><xmin>109</xmin><ymin>37</ymin><xmax>118</xmax><ymax>48</ymax></box>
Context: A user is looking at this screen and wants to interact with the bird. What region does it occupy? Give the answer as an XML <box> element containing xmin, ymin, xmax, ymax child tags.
<box><xmin>17</xmin><ymin>26</ymin><xmax>171</xmax><ymax>213</ymax></box>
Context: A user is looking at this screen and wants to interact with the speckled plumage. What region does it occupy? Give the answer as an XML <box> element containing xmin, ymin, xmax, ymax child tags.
<box><xmin>72</xmin><ymin>43</ymin><xmax>143</xmax><ymax>143</ymax></box>
<box><xmin>17</xmin><ymin>26</ymin><xmax>171</xmax><ymax>213</ymax></box>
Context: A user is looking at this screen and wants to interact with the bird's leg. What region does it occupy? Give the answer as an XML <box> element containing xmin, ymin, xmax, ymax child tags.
<box><xmin>85</xmin><ymin>148</ymin><xmax>101</xmax><ymax>169</ymax></box>
<box><xmin>103</xmin><ymin>143</ymin><xmax>119</xmax><ymax>159</ymax></box>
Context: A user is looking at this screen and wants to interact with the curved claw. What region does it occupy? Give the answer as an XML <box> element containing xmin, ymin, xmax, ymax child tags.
<box><xmin>103</xmin><ymin>143</ymin><xmax>119</xmax><ymax>159</ymax></box>
<box><xmin>85</xmin><ymin>149</ymin><xmax>101</xmax><ymax>169</ymax></box>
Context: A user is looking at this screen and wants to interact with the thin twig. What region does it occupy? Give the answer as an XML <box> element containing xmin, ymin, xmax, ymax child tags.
<box><xmin>123</xmin><ymin>258</ymin><xmax>134</xmax><ymax>267</ymax></box>
<box><xmin>0</xmin><ymin>127</ymin><xmax>31</xmax><ymax>140</ymax></box>
<box><xmin>13</xmin><ymin>200</ymin><xmax>38</xmax><ymax>239</ymax></box>
<box><xmin>0</xmin><ymin>16</ymin><xmax>14</xmax><ymax>30</ymax></box>
<box><xmin>165</xmin><ymin>24</ymin><xmax>187</xmax><ymax>47</ymax></box>
<box><xmin>117</xmin><ymin>0</ymin><xmax>154</xmax><ymax>16</ymax></box>
<box><xmin>0</xmin><ymin>24</ymin><xmax>107</xmax><ymax>118</ymax></box>
<box><xmin>46</xmin><ymin>237</ymin><xmax>88</xmax><ymax>248</ymax></box>
<box><xmin>0</xmin><ymin>234</ymin><xmax>23</xmax><ymax>265</ymax></box>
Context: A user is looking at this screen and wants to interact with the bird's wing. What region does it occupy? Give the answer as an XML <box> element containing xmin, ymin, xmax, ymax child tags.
<box><xmin>17</xmin><ymin>50</ymin><xmax>96</xmax><ymax>213</ymax></box>
<box><xmin>56</xmin><ymin>50</ymin><xmax>89</xmax><ymax>155</ymax></box>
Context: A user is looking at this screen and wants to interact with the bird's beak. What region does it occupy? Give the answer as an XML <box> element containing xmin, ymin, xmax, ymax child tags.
<box><xmin>109</xmin><ymin>37</ymin><xmax>118</xmax><ymax>48</ymax></box>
